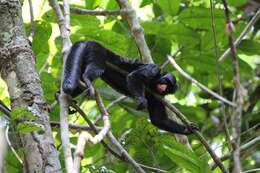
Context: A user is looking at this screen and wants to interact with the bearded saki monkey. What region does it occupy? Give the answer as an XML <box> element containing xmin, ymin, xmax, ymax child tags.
<box><xmin>62</xmin><ymin>40</ymin><xmax>199</xmax><ymax>134</ymax></box>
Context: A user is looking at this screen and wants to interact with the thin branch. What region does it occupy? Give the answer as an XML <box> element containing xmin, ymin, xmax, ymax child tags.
<box><xmin>5</xmin><ymin>126</ymin><xmax>23</xmax><ymax>165</ymax></box>
<box><xmin>167</xmin><ymin>56</ymin><xmax>236</xmax><ymax>107</ymax></box>
<box><xmin>73</xmin><ymin>132</ymin><xmax>92</xmax><ymax>173</ymax></box>
<box><xmin>65</xmin><ymin>5</ymin><xmax>121</xmax><ymax>16</ymax></box>
<box><xmin>50</xmin><ymin>119</ymin><xmax>166</xmax><ymax>173</ymax></box>
<box><xmin>88</xmin><ymin>91</ymin><xmax>110</xmax><ymax>144</ymax></box>
<box><xmin>160</xmin><ymin>48</ymin><xmax>181</xmax><ymax>69</ymax></box>
<box><xmin>0</xmin><ymin>125</ymin><xmax>7</xmax><ymax>172</ymax></box>
<box><xmin>48</xmin><ymin>0</ymin><xmax>73</xmax><ymax>172</ymax></box>
<box><xmin>116</xmin><ymin>0</ymin><xmax>153</xmax><ymax>63</ymax></box>
<box><xmin>211</xmin><ymin>136</ymin><xmax>260</xmax><ymax>170</ymax></box>
<box><xmin>209</xmin><ymin>0</ymin><xmax>232</xmax><ymax>150</ymax></box>
<box><xmin>70</xmin><ymin>102</ymin><xmax>146</xmax><ymax>173</ymax></box>
<box><xmin>106</xmin><ymin>95</ymin><xmax>127</xmax><ymax>110</ymax></box>
<box><xmin>0</xmin><ymin>100</ymin><xmax>11</xmax><ymax>118</ymax></box>
<box><xmin>28</xmin><ymin>0</ymin><xmax>35</xmax><ymax>41</ymax></box>
<box><xmin>242</xmin><ymin>168</ymin><xmax>260</xmax><ymax>173</ymax></box>
<box><xmin>63</xmin><ymin>0</ymin><xmax>70</xmax><ymax>33</ymax></box>
<box><xmin>50</xmin><ymin>121</ymin><xmax>96</xmax><ymax>131</ymax></box>
<box><xmin>222</xmin><ymin>1</ymin><xmax>246</xmax><ymax>172</ymax></box>
<box><xmin>218</xmin><ymin>9</ymin><xmax>260</xmax><ymax>61</ymax></box>
<box><xmin>95</xmin><ymin>95</ymin><xmax>126</xmax><ymax>122</ymax></box>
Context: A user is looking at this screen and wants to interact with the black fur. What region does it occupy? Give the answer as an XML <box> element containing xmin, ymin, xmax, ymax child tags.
<box><xmin>62</xmin><ymin>40</ymin><xmax>197</xmax><ymax>134</ymax></box>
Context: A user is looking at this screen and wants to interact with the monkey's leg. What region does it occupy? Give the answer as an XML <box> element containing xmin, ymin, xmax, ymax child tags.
<box><xmin>82</xmin><ymin>63</ymin><xmax>104</xmax><ymax>96</ymax></box>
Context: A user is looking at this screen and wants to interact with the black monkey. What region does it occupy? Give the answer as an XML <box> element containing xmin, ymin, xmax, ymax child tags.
<box><xmin>62</xmin><ymin>40</ymin><xmax>198</xmax><ymax>134</ymax></box>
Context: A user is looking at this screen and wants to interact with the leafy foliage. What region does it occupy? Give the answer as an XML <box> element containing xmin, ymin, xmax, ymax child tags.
<box><xmin>1</xmin><ymin>0</ymin><xmax>259</xmax><ymax>172</ymax></box>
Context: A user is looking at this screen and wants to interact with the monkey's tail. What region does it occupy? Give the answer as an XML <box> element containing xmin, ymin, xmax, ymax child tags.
<box><xmin>62</xmin><ymin>41</ymin><xmax>87</xmax><ymax>94</ymax></box>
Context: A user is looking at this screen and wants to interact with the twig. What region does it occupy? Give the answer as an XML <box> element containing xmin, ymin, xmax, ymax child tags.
<box><xmin>63</xmin><ymin>0</ymin><xmax>70</xmax><ymax>33</ymax></box>
<box><xmin>64</xmin><ymin>5</ymin><xmax>121</xmax><ymax>16</ymax></box>
<box><xmin>160</xmin><ymin>48</ymin><xmax>181</xmax><ymax>69</ymax></box>
<box><xmin>50</xmin><ymin>121</ymin><xmax>96</xmax><ymax>131</ymax></box>
<box><xmin>167</xmin><ymin>55</ymin><xmax>236</xmax><ymax>107</ymax></box>
<box><xmin>211</xmin><ymin>136</ymin><xmax>260</xmax><ymax>170</ymax></box>
<box><xmin>48</xmin><ymin>0</ymin><xmax>73</xmax><ymax>172</ymax></box>
<box><xmin>95</xmin><ymin>95</ymin><xmax>126</xmax><ymax>122</ymax></box>
<box><xmin>88</xmin><ymin>91</ymin><xmax>110</xmax><ymax>144</ymax></box>
<box><xmin>0</xmin><ymin>100</ymin><xmax>11</xmax><ymax>118</ymax></box>
<box><xmin>107</xmin><ymin>131</ymin><xmax>147</xmax><ymax>173</ymax></box>
<box><xmin>51</xmin><ymin>119</ymin><xmax>166</xmax><ymax>173</ymax></box>
<box><xmin>28</xmin><ymin>0</ymin><xmax>35</xmax><ymax>41</ymax></box>
<box><xmin>5</xmin><ymin>126</ymin><xmax>23</xmax><ymax>165</ymax></box>
<box><xmin>70</xmin><ymin>102</ymin><xmax>146</xmax><ymax>173</ymax></box>
<box><xmin>73</xmin><ymin>131</ymin><xmax>92</xmax><ymax>173</ymax></box>
<box><xmin>218</xmin><ymin>9</ymin><xmax>260</xmax><ymax>61</ymax></box>
<box><xmin>0</xmin><ymin>127</ymin><xmax>6</xmax><ymax>171</ymax></box>
<box><xmin>222</xmin><ymin>1</ymin><xmax>246</xmax><ymax>172</ymax></box>
<box><xmin>242</xmin><ymin>168</ymin><xmax>260</xmax><ymax>173</ymax></box>
<box><xmin>209</xmin><ymin>0</ymin><xmax>232</xmax><ymax>150</ymax></box>
<box><xmin>116</xmin><ymin>0</ymin><xmax>153</xmax><ymax>64</ymax></box>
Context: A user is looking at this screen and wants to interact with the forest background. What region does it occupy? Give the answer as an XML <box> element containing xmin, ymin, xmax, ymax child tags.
<box><xmin>0</xmin><ymin>0</ymin><xmax>259</xmax><ymax>173</ymax></box>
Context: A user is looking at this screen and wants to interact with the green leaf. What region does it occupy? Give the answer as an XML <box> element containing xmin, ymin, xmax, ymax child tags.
<box><xmin>179</xmin><ymin>7</ymin><xmax>225</xmax><ymax>30</ymax></box>
<box><xmin>10</xmin><ymin>108</ymin><xmax>35</xmax><ymax>120</ymax></box>
<box><xmin>228</xmin><ymin>0</ymin><xmax>248</xmax><ymax>7</ymax></box>
<box><xmin>105</xmin><ymin>0</ymin><xmax>119</xmax><ymax>10</ymax></box>
<box><xmin>16</xmin><ymin>122</ymin><xmax>43</xmax><ymax>134</ymax></box>
<box><xmin>238</xmin><ymin>39</ymin><xmax>260</xmax><ymax>55</ymax></box>
<box><xmin>85</xmin><ymin>0</ymin><xmax>97</xmax><ymax>9</ymax></box>
<box><xmin>163</xmin><ymin>141</ymin><xmax>211</xmax><ymax>173</ymax></box>
<box><xmin>140</xmin><ymin>0</ymin><xmax>153</xmax><ymax>7</ymax></box>
<box><xmin>142</xmin><ymin>21</ymin><xmax>200</xmax><ymax>46</ymax></box>
<box><xmin>157</xmin><ymin>0</ymin><xmax>180</xmax><ymax>16</ymax></box>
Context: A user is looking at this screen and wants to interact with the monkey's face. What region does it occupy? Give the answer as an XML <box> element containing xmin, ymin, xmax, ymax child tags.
<box><xmin>156</xmin><ymin>84</ymin><xmax>168</xmax><ymax>93</ymax></box>
<box><xmin>156</xmin><ymin>72</ymin><xmax>178</xmax><ymax>95</ymax></box>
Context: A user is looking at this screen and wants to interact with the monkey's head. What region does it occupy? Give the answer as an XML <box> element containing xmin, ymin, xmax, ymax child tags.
<box><xmin>156</xmin><ymin>72</ymin><xmax>178</xmax><ymax>95</ymax></box>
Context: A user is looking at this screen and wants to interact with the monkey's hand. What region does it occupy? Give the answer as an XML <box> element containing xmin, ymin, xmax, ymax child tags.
<box><xmin>54</xmin><ymin>91</ymin><xmax>77</xmax><ymax>114</ymax></box>
<box><xmin>136</xmin><ymin>97</ymin><xmax>148</xmax><ymax>110</ymax></box>
<box><xmin>182</xmin><ymin>123</ymin><xmax>200</xmax><ymax>134</ymax></box>
<box><xmin>188</xmin><ymin>123</ymin><xmax>200</xmax><ymax>132</ymax></box>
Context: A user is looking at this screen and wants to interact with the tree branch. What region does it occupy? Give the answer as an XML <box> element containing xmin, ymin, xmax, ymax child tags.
<box><xmin>65</xmin><ymin>5</ymin><xmax>121</xmax><ymax>16</ymax></box>
<box><xmin>48</xmin><ymin>0</ymin><xmax>73</xmax><ymax>172</ymax></box>
<box><xmin>116</xmin><ymin>0</ymin><xmax>153</xmax><ymax>63</ymax></box>
<box><xmin>218</xmin><ymin>9</ymin><xmax>260</xmax><ymax>61</ymax></box>
<box><xmin>70</xmin><ymin>101</ymin><xmax>146</xmax><ymax>173</ymax></box>
<box><xmin>222</xmin><ymin>1</ymin><xmax>246</xmax><ymax>172</ymax></box>
<box><xmin>28</xmin><ymin>0</ymin><xmax>35</xmax><ymax>41</ymax></box>
<box><xmin>168</xmin><ymin>56</ymin><xmax>236</xmax><ymax>107</ymax></box>
<box><xmin>211</xmin><ymin>136</ymin><xmax>260</xmax><ymax>170</ymax></box>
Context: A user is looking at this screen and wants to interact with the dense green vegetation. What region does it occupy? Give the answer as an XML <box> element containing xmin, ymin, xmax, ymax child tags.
<box><xmin>1</xmin><ymin>0</ymin><xmax>259</xmax><ymax>172</ymax></box>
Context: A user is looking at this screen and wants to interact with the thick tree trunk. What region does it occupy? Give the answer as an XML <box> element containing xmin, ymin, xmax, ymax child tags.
<box><xmin>0</xmin><ymin>0</ymin><xmax>61</xmax><ymax>172</ymax></box>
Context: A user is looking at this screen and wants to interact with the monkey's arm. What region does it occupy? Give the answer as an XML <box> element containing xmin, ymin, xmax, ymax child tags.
<box><xmin>147</xmin><ymin>96</ymin><xmax>199</xmax><ymax>134</ymax></box>
<box><xmin>126</xmin><ymin>64</ymin><xmax>160</xmax><ymax>110</ymax></box>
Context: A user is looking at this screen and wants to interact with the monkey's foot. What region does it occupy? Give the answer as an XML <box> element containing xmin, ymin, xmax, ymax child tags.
<box><xmin>136</xmin><ymin>98</ymin><xmax>148</xmax><ymax>110</ymax></box>
<box><xmin>85</xmin><ymin>87</ymin><xmax>95</xmax><ymax>97</ymax></box>
<box><xmin>188</xmin><ymin>123</ymin><xmax>200</xmax><ymax>132</ymax></box>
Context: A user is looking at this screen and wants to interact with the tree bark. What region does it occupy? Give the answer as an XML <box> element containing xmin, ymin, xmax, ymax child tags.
<box><xmin>0</xmin><ymin>0</ymin><xmax>61</xmax><ymax>172</ymax></box>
